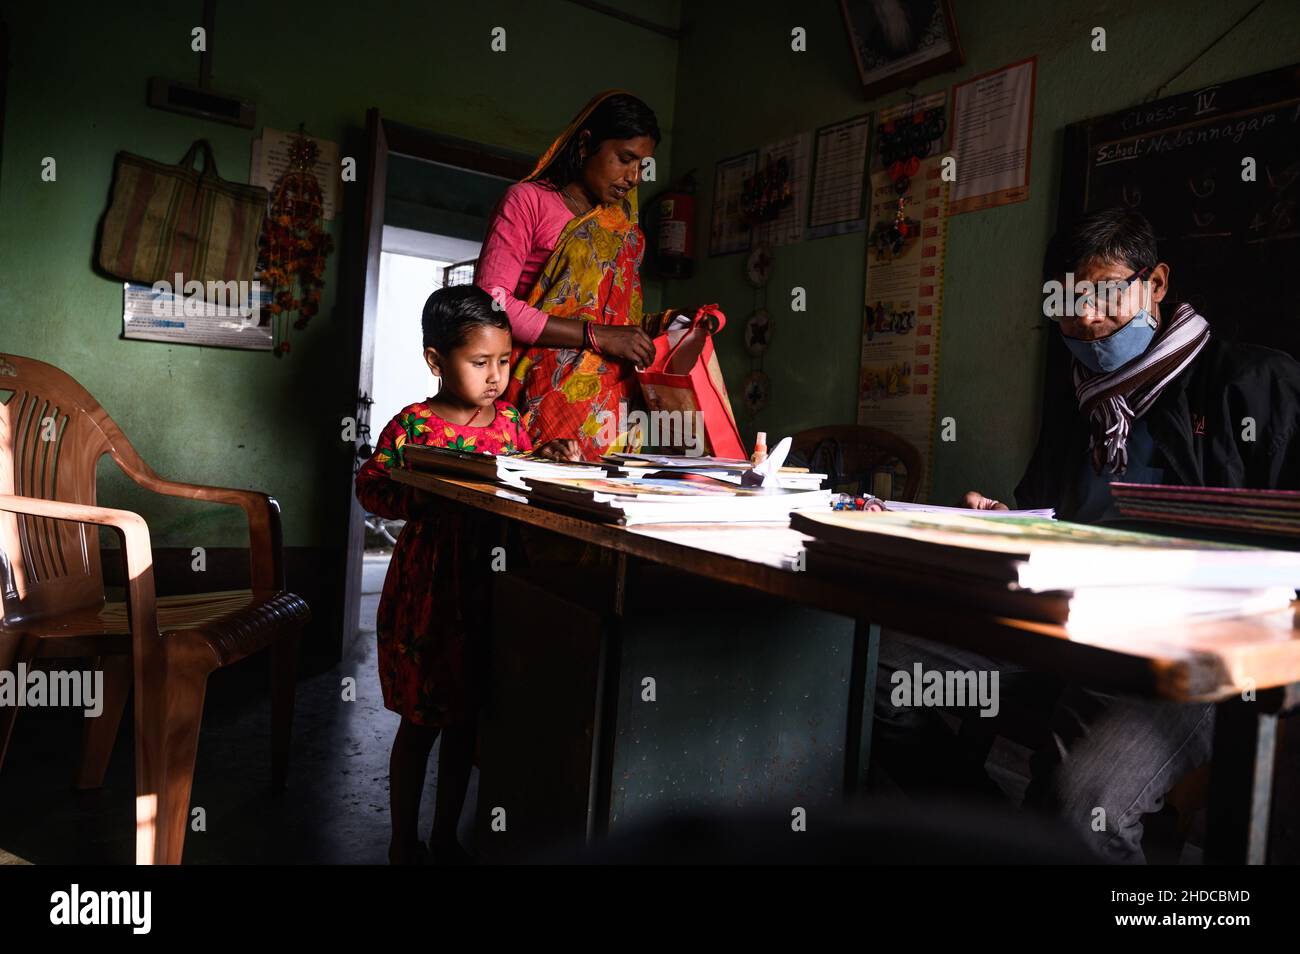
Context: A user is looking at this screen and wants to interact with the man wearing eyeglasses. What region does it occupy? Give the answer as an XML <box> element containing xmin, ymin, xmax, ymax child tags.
<box><xmin>874</xmin><ymin>208</ymin><xmax>1300</xmax><ymax>863</ymax></box>
<box><xmin>974</xmin><ymin>207</ymin><xmax>1300</xmax><ymax>521</ymax></box>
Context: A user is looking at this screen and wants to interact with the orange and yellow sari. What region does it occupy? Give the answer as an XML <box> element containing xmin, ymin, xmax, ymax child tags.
<box><xmin>504</xmin><ymin>90</ymin><xmax>654</xmax><ymax>459</ymax></box>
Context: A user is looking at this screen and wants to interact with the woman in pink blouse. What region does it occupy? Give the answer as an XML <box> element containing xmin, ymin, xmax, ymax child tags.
<box><xmin>475</xmin><ymin>90</ymin><xmax>664</xmax><ymax>458</ymax></box>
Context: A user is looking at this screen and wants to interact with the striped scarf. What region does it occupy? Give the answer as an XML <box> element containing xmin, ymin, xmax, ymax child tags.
<box><xmin>1072</xmin><ymin>303</ymin><xmax>1211</xmax><ymax>475</ymax></box>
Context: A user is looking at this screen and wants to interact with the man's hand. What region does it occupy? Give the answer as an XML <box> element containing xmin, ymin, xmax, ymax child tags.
<box><xmin>533</xmin><ymin>439</ymin><xmax>584</xmax><ymax>462</ymax></box>
<box><xmin>961</xmin><ymin>490</ymin><xmax>1010</xmax><ymax>511</ymax></box>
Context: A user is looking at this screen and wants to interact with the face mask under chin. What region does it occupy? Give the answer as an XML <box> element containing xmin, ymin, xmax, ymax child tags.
<box><xmin>1062</xmin><ymin>309</ymin><xmax>1158</xmax><ymax>373</ymax></box>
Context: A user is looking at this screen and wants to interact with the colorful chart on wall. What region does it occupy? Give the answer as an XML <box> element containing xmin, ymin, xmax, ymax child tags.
<box><xmin>752</xmin><ymin>132</ymin><xmax>812</xmax><ymax>248</ymax></box>
<box><xmin>857</xmin><ymin>90</ymin><xmax>950</xmax><ymax>501</ymax></box>
<box><xmin>709</xmin><ymin>151</ymin><xmax>756</xmax><ymax>256</ymax></box>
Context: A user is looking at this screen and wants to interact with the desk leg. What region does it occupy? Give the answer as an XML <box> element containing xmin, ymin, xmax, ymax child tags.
<box><xmin>1205</xmin><ymin>694</ymin><xmax>1279</xmax><ymax>865</ymax></box>
<box><xmin>586</xmin><ymin>553</ymin><xmax>628</xmax><ymax>844</ymax></box>
<box><xmin>843</xmin><ymin>620</ymin><xmax>881</xmax><ymax>800</ymax></box>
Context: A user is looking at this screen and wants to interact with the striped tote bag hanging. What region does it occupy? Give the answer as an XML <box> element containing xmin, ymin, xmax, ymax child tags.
<box><xmin>98</xmin><ymin>140</ymin><xmax>268</xmax><ymax>299</ymax></box>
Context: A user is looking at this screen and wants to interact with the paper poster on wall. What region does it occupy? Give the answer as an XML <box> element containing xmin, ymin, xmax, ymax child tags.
<box><xmin>250</xmin><ymin>127</ymin><xmax>340</xmax><ymax>220</ymax></box>
<box><xmin>709</xmin><ymin>151</ymin><xmax>756</xmax><ymax>256</ymax></box>
<box><xmin>949</xmin><ymin>57</ymin><xmax>1036</xmax><ymax>215</ymax></box>
<box><xmin>752</xmin><ymin>132</ymin><xmax>812</xmax><ymax>247</ymax></box>
<box><xmin>858</xmin><ymin>91</ymin><xmax>950</xmax><ymax>500</ymax></box>
<box><xmin>122</xmin><ymin>281</ymin><xmax>273</xmax><ymax>350</ymax></box>
<box><xmin>808</xmin><ymin>114</ymin><xmax>872</xmax><ymax>239</ymax></box>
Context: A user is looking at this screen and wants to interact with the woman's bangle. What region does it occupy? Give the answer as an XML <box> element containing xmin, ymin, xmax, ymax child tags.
<box><xmin>585</xmin><ymin>321</ymin><xmax>603</xmax><ymax>355</ymax></box>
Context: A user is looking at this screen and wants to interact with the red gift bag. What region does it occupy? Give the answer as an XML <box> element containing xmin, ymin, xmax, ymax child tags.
<box><xmin>636</xmin><ymin>304</ymin><xmax>746</xmax><ymax>459</ymax></box>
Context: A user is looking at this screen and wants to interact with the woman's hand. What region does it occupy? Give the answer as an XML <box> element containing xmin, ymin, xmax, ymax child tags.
<box><xmin>534</xmin><ymin>439</ymin><xmax>584</xmax><ymax>462</ymax></box>
<box><xmin>592</xmin><ymin>324</ymin><xmax>655</xmax><ymax>368</ymax></box>
<box><xmin>961</xmin><ymin>490</ymin><xmax>1010</xmax><ymax>511</ymax></box>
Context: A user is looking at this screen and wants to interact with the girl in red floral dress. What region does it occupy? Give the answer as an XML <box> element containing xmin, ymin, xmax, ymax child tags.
<box><xmin>355</xmin><ymin>285</ymin><xmax>578</xmax><ymax>864</ymax></box>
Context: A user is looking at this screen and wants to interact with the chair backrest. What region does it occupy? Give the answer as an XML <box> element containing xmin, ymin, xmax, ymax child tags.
<box><xmin>0</xmin><ymin>353</ymin><xmax>150</xmax><ymax>622</ymax></box>
<box><xmin>790</xmin><ymin>425</ymin><xmax>924</xmax><ymax>502</ymax></box>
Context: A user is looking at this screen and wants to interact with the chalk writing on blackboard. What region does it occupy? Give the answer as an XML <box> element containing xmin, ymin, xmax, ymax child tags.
<box><xmin>1095</xmin><ymin>106</ymin><xmax>1292</xmax><ymax>166</ymax></box>
<box><xmin>1061</xmin><ymin>63</ymin><xmax>1300</xmax><ymax>358</ymax></box>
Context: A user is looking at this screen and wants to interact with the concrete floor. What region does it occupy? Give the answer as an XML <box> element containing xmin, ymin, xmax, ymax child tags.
<box><xmin>0</xmin><ymin>553</ymin><xmax>477</xmax><ymax>864</ymax></box>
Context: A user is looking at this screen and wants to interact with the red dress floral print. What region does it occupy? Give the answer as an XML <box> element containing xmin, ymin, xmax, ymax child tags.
<box><xmin>355</xmin><ymin>398</ymin><xmax>532</xmax><ymax>727</ymax></box>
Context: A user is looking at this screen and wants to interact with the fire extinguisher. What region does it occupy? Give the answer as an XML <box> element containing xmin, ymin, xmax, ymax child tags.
<box><xmin>651</xmin><ymin>173</ymin><xmax>695</xmax><ymax>280</ymax></box>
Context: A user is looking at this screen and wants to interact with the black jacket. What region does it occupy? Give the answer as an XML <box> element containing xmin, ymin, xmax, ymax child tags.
<box><xmin>1015</xmin><ymin>338</ymin><xmax>1300</xmax><ymax>518</ymax></box>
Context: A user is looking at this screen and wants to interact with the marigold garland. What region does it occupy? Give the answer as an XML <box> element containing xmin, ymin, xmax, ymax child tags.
<box><xmin>256</xmin><ymin>128</ymin><xmax>334</xmax><ymax>356</ymax></box>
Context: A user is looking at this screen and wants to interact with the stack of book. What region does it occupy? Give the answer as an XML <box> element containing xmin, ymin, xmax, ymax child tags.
<box><xmin>604</xmin><ymin>452</ymin><xmax>752</xmax><ymax>469</ymax></box>
<box><xmin>402</xmin><ymin>445</ymin><xmax>606</xmax><ymax>489</ymax></box>
<box><xmin>791</xmin><ymin>509</ymin><xmax>1300</xmax><ymax>633</ymax></box>
<box><xmin>1110</xmin><ymin>482</ymin><xmax>1300</xmax><ymax>540</ymax></box>
<box><xmin>524</xmin><ymin>475</ymin><xmax>831</xmax><ymax>526</ymax></box>
<box><xmin>603</xmin><ymin>452</ymin><xmax>827</xmax><ymax>491</ymax></box>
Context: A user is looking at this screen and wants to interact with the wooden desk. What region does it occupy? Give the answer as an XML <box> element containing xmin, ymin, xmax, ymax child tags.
<box><xmin>393</xmin><ymin>469</ymin><xmax>1300</xmax><ymax>863</ymax></box>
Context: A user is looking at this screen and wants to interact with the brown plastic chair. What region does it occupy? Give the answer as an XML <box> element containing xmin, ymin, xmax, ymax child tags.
<box><xmin>790</xmin><ymin>425</ymin><xmax>924</xmax><ymax>502</ymax></box>
<box><xmin>0</xmin><ymin>352</ymin><xmax>310</xmax><ymax>864</ymax></box>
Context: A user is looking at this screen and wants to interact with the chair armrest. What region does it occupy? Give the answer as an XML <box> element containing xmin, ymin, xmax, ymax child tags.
<box><xmin>119</xmin><ymin>474</ymin><xmax>285</xmax><ymax>591</ymax></box>
<box><xmin>1</xmin><ymin>493</ymin><xmax>175</xmax><ymax>865</ymax></box>
<box><xmin>0</xmin><ymin>494</ymin><xmax>160</xmax><ymax>650</ymax></box>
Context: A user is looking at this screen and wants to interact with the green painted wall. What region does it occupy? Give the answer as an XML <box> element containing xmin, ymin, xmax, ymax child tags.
<box><xmin>4</xmin><ymin>0</ymin><xmax>1296</xmax><ymax>559</ymax></box>
<box><xmin>0</xmin><ymin>0</ymin><xmax>679</xmax><ymax>548</ymax></box>
<box><xmin>667</xmin><ymin>0</ymin><xmax>1300</xmax><ymax>505</ymax></box>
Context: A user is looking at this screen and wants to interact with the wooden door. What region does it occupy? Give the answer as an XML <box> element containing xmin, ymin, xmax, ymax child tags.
<box><xmin>341</xmin><ymin>107</ymin><xmax>388</xmax><ymax>655</ymax></box>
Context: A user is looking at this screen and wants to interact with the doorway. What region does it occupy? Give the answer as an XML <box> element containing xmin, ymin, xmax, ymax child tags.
<box><xmin>341</xmin><ymin>111</ymin><xmax>534</xmax><ymax>657</ymax></box>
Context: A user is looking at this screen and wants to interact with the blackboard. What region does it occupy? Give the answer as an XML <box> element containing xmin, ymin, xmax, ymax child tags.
<box><xmin>1058</xmin><ymin>63</ymin><xmax>1300</xmax><ymax>359</ymax></box>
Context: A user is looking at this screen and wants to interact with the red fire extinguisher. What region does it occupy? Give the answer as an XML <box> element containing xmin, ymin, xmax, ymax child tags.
<box><xmin>651</xmin><ymin>173</ymin><xmax>695</xmax><ymax>280</ymax></box>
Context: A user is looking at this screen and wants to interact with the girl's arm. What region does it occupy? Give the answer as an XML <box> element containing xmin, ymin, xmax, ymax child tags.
<box><xmin>355</xmin><ymin>414</ymin><xmax>425</xmax><ymax>520</ymax></box>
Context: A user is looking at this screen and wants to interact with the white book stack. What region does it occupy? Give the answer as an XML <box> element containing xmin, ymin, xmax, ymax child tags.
<box><xmin>791</xmin><ymin>509</ymin><xmax>1300</xmax><ymax>634</ymax></box>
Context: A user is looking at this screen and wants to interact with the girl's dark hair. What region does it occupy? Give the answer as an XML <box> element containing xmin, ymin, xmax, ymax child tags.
<box><xmin>535</xmin><ymin>93</ymin><xmax>661</xmax><ymax>190</ymax></box>
<box><xmin>1043</xmin><ymin>208</ymin><xmax>1159</xmax><ymax>280</ymax></box>
<box><xmin>421</xmin><ymin>285</ymin><xmax>509</xmax><ymax>352</ymax></box>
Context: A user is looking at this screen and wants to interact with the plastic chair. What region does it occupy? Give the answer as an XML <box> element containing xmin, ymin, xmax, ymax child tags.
<box><xmin>790</xmin><ymin>425</ymin><xmax>924</xmax><ymax>502</ymax></box>
<box><xmin>0</xmin><ymin>352</ymin><xmax>310</xmax><ymax>864</ymax></box>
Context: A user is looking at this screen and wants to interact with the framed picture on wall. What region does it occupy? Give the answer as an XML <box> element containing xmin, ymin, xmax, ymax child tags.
<box><xmin>840</xmin><ymin>0</ymin><xmax>964</xmax><ymax>101</ymax></box>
